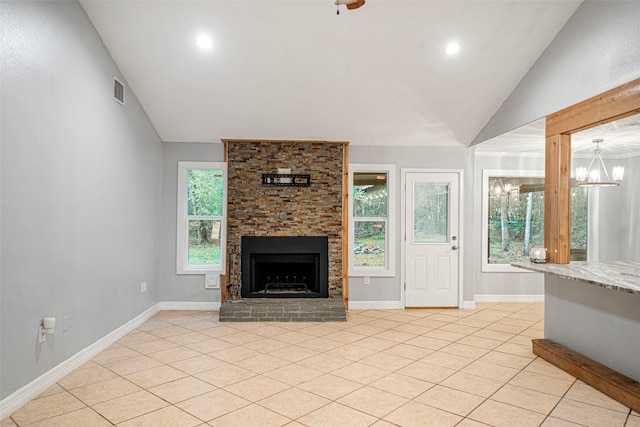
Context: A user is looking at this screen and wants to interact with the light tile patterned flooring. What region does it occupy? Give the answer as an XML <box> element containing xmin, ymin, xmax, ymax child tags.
<box><xmin>3</xmin><ymin>302</ymin><xmax>639</xmax><ymax>426</ymax></box>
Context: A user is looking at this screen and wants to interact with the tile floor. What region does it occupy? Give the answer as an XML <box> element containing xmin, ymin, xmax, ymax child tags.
<box><xmin>2</xmin><ymin>302</ymin><xmax>639</xmax><ymax>426</ymax></box>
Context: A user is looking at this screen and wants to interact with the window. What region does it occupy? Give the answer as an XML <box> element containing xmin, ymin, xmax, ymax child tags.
<box><xmin>413</xmin><ymin>183</ymin><xmax>450</xmax><ymax>244</ymax></box>
<box><xmin>177</xmin><ymin>162</ymin><xmax>227</xmax><ymax>274</ymax></box>
<box><xmin>481</xmin><ymin>170</ymin><xmax>588</xmax><ymax>272</ymax></box>
<box><xmin>349</xmin><ymin>164</ymin><xmax>395</xmax><ymax>276</ymax></box>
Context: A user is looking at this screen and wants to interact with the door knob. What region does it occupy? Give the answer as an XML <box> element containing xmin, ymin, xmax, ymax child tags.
<box><xmin>451</xmin><ymin>245</ymin><xmax>458</xmax><ymax>250</ymax></box>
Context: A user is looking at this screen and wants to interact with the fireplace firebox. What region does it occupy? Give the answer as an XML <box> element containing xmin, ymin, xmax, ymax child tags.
<box><xmin>241</xmin><ymin>236</ymin><xmax>329</xmax><ymax>298</ymax></box>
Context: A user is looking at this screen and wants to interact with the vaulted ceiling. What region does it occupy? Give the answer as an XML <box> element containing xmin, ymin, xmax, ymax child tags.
<box><xmin>475</xmin><ymin>113</ymin><xmax>640</xmax><ymax>157</ymax></box>
<box><xmin>81</xmin><ymin>1</ymin><xmax>582</xmax><ymax>147</ymax></box>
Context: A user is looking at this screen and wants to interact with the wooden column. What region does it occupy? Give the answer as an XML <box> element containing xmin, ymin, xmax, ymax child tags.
<box><xmin>342</xmin><ymin>145</ymin><xmax>349</xmax><ymax>309</ymax></box>
<box><xmin>544</xmin><ymin>134</ymin><xmax>572</xmax><ymax>264</ymax></box>
<box><xmin>544</xmin><ymin>78</ymin><xmax>640</xmax><ymax>264</ymax></box>
<box><xmin>221</xmin><ymin>141</ymin><xmax>229</xmax><ymax>303</ymax></box>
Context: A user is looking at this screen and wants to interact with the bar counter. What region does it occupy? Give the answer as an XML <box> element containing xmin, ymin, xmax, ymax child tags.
<box><xmin>513</xmin><ymin>260</ymin><xmax>640</xmax><ymax>382</ymax></box>
<box><xmin>513</xmin><ymin>260</ymin><xmax>640</xmax><ymax>294</ymax></box>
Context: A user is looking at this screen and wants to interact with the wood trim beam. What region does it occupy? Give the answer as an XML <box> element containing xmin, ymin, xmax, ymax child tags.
<box><xmin>546</xmin><ymin>78</ymin><xmax>640</xmax><ymax>137</ymax></box>
<box><xmin>544</xmin><ymin>134</ymin><xmax>572</xmax><ymax>264</ymax></box>
<box><xmin>533</xmin><ymin>339</ymin><xmax>640</xmax><ymax>413</ymax></box>
<box><xmin>221</xmin><ymin>140</ymin><xmax>229</xmax><ymax>304</ymax></box>
<box><xmin>221</xmin><ymin>138</ymin><xmax>349</xmax><ymax>145</ymax></box>
<box><xmin>544</xmin><ymin>78</ymin><xmax>640</xmax><ymax>263</ymax></box>
<box><xmin>342</xmin><ymin>145</ymin><xmax>349</xmax><ymax>309</ymax></box>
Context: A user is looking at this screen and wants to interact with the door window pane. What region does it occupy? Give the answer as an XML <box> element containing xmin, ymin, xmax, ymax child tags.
<box><xmin>353</xmin><ymin>221</ymin><xmax>386</xmax><ymax>267</ymax></box>
<box><xmin>414</xmin><ymin>183</ymin><xmax>449</xmax><ymax>243</ymax></box>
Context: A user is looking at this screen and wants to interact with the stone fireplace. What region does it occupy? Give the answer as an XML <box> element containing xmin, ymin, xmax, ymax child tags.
<box><xmin>223</xmin><ymin>139</ymin><xmax>347</xmax><ymax>303</ymax></box>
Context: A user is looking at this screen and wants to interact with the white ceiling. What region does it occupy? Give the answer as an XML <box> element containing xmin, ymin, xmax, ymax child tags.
<box><xmin>475</xmin><ymin>113</ymin><xmax>640</xmax><ymax>157</ymax></box>
<box><xmin>80</xmin><ymin>0</ymin><xmax>582</xmax><ymax>147</ymax></box>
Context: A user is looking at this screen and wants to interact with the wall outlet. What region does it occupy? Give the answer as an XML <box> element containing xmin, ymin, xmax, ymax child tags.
<box><xmin>63</xmin><ymin>316</ymin><xmax>71</xmax><ymax>332</ymax></box>
<box><xmin>364</xmin><ymin>276</ymin><xmax>370</xmax><ymax>285</ymax></box>
<box><xmin>38</xmin><ymin>326</ymin><xmax>47</xmax><ymax>343</ymax></box>
<box><xmin>205</xmin><ymin>275</ymin><xmax>220</xmax><ymax>289</ymax></box>
<box><xmin>140</xmin><ymin>281</ymin><xmax>147</xmax><ymax>293</ymax></box>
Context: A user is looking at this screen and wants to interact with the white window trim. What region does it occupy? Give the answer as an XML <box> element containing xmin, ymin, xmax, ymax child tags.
<box><xmin>348</xmin><ymin>163</ymin><xmax>396</xmax><ymax>277</ymax></box>
<box><xmin>481</xmin><ymin>169</ymin><xmax>544</xmax><ymax>273</ymax></box>
<box><xmin>176</xmin><ymin>161</ymin><xmax>227</xmax><ymax>275</ymax></box>
<box><xmin>482</xmin><ymin>168</ymin><xmax>597</xmax><ymax>272</ymax></box>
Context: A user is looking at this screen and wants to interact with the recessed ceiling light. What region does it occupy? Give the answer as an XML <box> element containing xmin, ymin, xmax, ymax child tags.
<box><xmin>445</xmin><ymin>42</ymin><xmax>461</xmax><ymax>55</ymax></box>
<box><xmin>196</xmin><ymin>34</ymin><xmax>213</xmax><ymax>50</ymax></box>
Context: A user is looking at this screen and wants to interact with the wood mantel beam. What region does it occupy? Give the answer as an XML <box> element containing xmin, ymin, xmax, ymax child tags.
<box><xmin>544</xmin><ymin>78</ymin><xmax>640</xmax><ymax>264</ymax></box>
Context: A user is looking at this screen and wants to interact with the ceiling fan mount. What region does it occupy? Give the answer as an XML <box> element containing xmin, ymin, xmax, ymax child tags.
<box><xmin>335</xmin><ymin>0</ymin><xmax>365</xmax><ymax>15</ymax></box>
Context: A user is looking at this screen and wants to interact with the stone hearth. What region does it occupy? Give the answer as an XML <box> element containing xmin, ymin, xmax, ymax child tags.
<box><xmin>219</xmin><ymin>298</ymin><xmax>347</xmax><ymax>322</ymax></box>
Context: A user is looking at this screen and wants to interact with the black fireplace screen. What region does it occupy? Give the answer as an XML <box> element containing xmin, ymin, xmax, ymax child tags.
<box><xmin>241</xmin><ymin>236</ymin><xmax>329</xmax><ymax>298</ymax></box>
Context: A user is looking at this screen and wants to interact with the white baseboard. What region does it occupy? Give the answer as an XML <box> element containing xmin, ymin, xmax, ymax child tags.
<box><xmin>348</xmin><ymin>301</ymin><xmax>403</xmax><ymax>310</ymax></box>
<box><xmin>0</xmin><ymin>304</ymin><xmax>160</xmax><ymax>420</ymax></box>
<box><xmin>474</xmin><ymin>294</ymin><xmax>544</xmax><ymax>303</ymax></box>
<box><xmin>158</xmin><ymin>301</ymin><xmax>221</xmax><ymax>311</ymax></box>
<box><xmin>350</xmin><ymin>301</ymin><xmax>480</xmax><ymax>310</ymax></box>
<box><xmin>462</xmin><ymin>300</ymin><xmax>476</xmax><ymax>310</ymax></box>
<box><xmin>0</xmin><ymin>302</ymin><xmax>221</xmax><ymax>419</ymax></box>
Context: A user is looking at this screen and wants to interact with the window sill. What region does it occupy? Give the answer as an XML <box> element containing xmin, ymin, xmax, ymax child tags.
<box><xmin>482</xmin><ymin>264</ymin><xmax>538</xmax><ymax>273</ymax></box>
<box><xmin>177</xmin><ymin>268</ymin><xmax>224</xmax><ymax>275</ymax></box>
<box><xmin>349</xmin><ymin>269</ymin><xmax>396</xmax><ymax>278</ymax></box>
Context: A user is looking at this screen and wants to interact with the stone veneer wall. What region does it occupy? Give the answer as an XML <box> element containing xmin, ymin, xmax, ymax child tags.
<box><xmin>225</xmin><ymin>141</ymin><xmax>345</xmax><ymax>299</ymax></box>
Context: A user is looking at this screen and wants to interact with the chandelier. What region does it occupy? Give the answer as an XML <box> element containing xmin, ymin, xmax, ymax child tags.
<box><xmin>575</xmin><ymin>139</ymin><xmax>624</xmax><ymax>187</ymax></box>
<box><xmin>490</xmin><ymin>177</ymin><xmax>520</xmax><ymax>199</ymax></box>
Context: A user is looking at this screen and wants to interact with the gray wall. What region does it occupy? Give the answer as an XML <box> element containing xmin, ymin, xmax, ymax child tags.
<box><xmin>472</xmin><ymin>154</ymin><xmax>545</xmax><ymax>296</ymax></box>
<box><xmin>471</xmin><ymin>152</ymin><xmax>640</xmax><ymax>294</ymax></box>
<box><xmin>474</xmin><ymin>1</ymin><xmax>640</xmax><ymax>144</ymax></box>
<box><xmin>159</xmin><ymin>142</ymin><xmax>224</xmax><ymax>302</ymax></box>
<box><xmin>348</xmin><ymin>146</ymin><xmax>473</xmax><ymax>303</ymax></box>
<box><xmin>2</xmin><ymin>0</ymin><xmax>638</xmax><ymax>405</ymax></box>
<box><xmin>0</xmin><ymin>1</ymin><xmax>162</xmax><ymax>399</ymax></box>
<box><xmin>157</xmin><ymin>142</ymin><xmax>639</xmax><ymax>306</ymax></box>
<box><xmin>600</xmin><ymin>154</ymin><xmax>640</xmax><ymax>262</ymax></box>
<box><xmin>597</xmin><ymin>184</ymin><xmax>622</xmax><ymax>261</ymax></box>
<box><xmin>619</xmin><ymin>155</ymin><xmax>640</xmax><ymax>261</ymax></box>
<box><xmin>545</xmin><ymin>274</ymin><xmax>640</xmax><ymax>382</ymax></box>
<box><xmin>158</xmin><ymin>144</ymin><xmax>474</xmax><ymax>305</ymax></box>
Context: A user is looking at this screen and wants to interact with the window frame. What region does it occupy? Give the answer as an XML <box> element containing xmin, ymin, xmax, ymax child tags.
<box><xmin>348</xmin><ymin>163</ymin><xmax>396</xmax><ymax>277</ymax></box>
<box><xmin>176</xmin><ymin>161</ymin><xmax>227</xmax><ymax>275</ymax></box>
<box><xmin>482</xmin><ymin>168</ymin><xmax>593</xmax><ymax>272</ymax></box>
<box><xmin>481</xmin><ymin>169</ymin><xmax>544</xmax><ymax>273</ymax></box>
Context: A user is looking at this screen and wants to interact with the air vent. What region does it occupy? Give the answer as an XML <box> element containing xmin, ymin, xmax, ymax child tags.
<box><xmin>113</xmin><ymin>77</ymin><xmax>125</xmax><ymax>105</ymax></box>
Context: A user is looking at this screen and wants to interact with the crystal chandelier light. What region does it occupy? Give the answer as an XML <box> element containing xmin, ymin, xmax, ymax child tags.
<box><xmin>575</xmin><ymin>139</ymin><xmax>624</xmax><ymax>187</ymax></box>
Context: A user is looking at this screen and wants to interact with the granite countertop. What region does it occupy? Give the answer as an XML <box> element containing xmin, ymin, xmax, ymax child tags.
<box><xmin>512</xmin><ymin>261</ymin><xmax>640</xmax><ymax>295</ymax></box>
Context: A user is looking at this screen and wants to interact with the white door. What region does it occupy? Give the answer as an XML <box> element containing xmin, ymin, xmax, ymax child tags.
<box><xmin>405</xmin><ymin>172</ymin><xmax>459</xmax><ymax>307</ymax></box>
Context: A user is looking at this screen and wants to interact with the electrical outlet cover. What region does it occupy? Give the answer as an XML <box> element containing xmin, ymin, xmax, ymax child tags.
<box><xmin>205</xmin><ymin>275</ymin><xmax>220</xmax><ymax>289</ymax></box>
